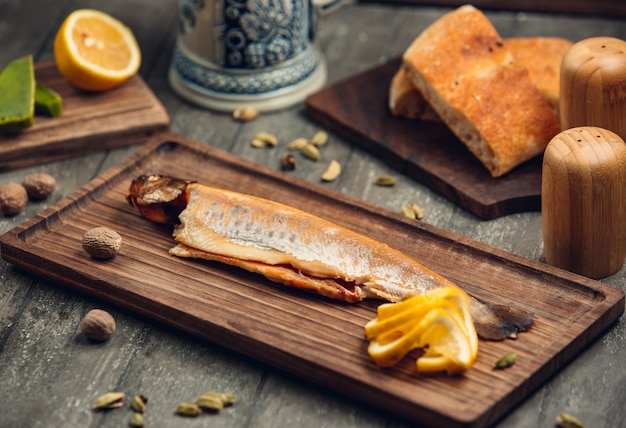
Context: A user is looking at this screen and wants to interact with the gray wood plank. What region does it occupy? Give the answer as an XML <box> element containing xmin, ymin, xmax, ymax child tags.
<box><xmin>0</xmin><ymin>1</ymin><xmax>624</xmax><ymax>428</ymax></box>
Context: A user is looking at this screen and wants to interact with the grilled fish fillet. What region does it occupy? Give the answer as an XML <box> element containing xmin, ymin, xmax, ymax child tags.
<box><xmin>127</xmin><ymin>174</ymin><xmax>533</xmax><ymax>340</ymax></box>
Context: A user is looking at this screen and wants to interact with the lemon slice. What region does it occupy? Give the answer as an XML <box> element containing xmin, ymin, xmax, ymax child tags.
<box><xmin>377</xmin><ymin>287</ymin><xmax>464</xmax><ymax>319</ymax></box>
<box><xmin>365</xmin><ymin>287</ymin><xmax>478</xmax><ymax>374</ymax></box>
<box><xmin>53</xmin><ymin>9</ymin><xmax>141</xmax><ymax>91</ymax></box>
<box><xmin>417</xmin><ymin>307</ymin><xmax>476</xmax><ymax>375</ymax></box>
<box><xmin>367</xmin><ymin>317</ymin><xmax>426</xmax><ymax>367</ymax></box>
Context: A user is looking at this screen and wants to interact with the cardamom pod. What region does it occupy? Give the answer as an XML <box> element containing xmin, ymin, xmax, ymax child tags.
<box><xmin>556</xmin><ymin>413</ymin><xmax>584</xmax><ymax>428</ymax></box>
<box><xmin>233</xmin><ymin>106</ymin><xmax>259</xmax><ymax>122</ymax></box>
<box><xmin>409</xmin><ymin>203</ymin><xmax>424</xmax><ymax>219</ymax></box>
<box><xmin>281</xmin><ymin>154</ymin><xmax>297</xmax><ymax>171</ymax></box>
<box><xmin>175</xmin><ymin>402</ymin><xmax>201</xmax><ymax>417</ymax></box>
<box><xmin>195</xmin><ymin>393</ymin><xmax>224</xmax><ymax>411</ymax></box>
<box><xmin>300</xmin><ymin>143</ymin><xmax>320</xmax><ymax>161</ymax></box>
<box><xmin>321</xmin><ymin>160</ymin><xmax>341</xmax><ymax>182</ymax></box>
<box><xmin>287</xmin><ymin>137</ymin><xmax>308</xmax><ymax>150</ymax></box>
<box><xmin>130</xmin><ymin>394</ymin><xmax>148</xmax><ymax>413</ymax></box>
<box><xmin>129</xmin><ymin>412</ymin><xmax>145</xmax><ymax>427</ymax></box>
<box><xmin>216</xmin><ymin>393</ymin><xmax>237</xmax><ymax>406</ymax></box>
<box><xmin>310</xmin><ymin>130</ymin><xmax>328</xmax><ymax>147</ymax></box>
<box><xmin>401</xmin><ymin>206</ymin><xmax>416</xmax><ymax>219</ymax></box>
<box><xmin>374</xmin><ymin>175</ymin><xmax>396</xmax><ymax>186</ymax></box>
<box><xmin>254</xmin><ymin>132</ymin><xmax>278</xmax><ymax>147</ymax></box>
<box><xmin>494</xmin><ymin>352</ymin><xmax>517</xmax><ymax>369</ymax></box>
<box><xmin>92</xmin><ymin>392</ymin><xmax>125</xmax><ymax>410</ymax></box>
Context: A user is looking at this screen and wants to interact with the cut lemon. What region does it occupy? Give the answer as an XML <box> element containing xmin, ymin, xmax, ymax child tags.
<box><xmin>365</xmin><ymin>287</ymin><xmax>478</xmax><ymax>374</ymax></box>
<box><xmin>54</xmin><ymin>9</ymin><xmax>141</xmax><ymax>91</ymax></box>
<box><xmin>417</xmin><ymin>307</ymin><xmax>477</xmax><ymax>375</ymax></box>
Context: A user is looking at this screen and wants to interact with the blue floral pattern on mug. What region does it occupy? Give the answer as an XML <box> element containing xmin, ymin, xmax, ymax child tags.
<box><xmin>178</xmin><ymin>0</ymin><xmax>309</xmax><ymax>69</ymax></box>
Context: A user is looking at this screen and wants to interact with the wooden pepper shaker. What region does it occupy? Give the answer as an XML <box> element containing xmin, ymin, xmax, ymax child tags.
<box><xmin>542</xmin><ymin>127</ymin><xmax>626</xmax><ymax>278</ymax></box>
<box><xmin>560</xmin><ymin>37</ymin><xmax>626</xmax><ymax>141</ymax></box>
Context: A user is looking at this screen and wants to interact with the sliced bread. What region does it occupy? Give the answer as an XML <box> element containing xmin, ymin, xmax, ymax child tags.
<box><xmin>401</xmin><ymin>5</ymin><xmax>561</xmax><ymax>177</ymax></box>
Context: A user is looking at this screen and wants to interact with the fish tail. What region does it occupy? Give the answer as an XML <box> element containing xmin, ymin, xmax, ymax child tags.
<box><xmin>469</xmin><ymin>297</ymin><xmax>534</xmax><ymax>340</ymax></box>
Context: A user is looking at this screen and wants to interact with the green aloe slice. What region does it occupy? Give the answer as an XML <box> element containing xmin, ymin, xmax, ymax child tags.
<box><xmin>0</xmin><ymin>55</ymin><xmax>35</xmax><ymax>132</ymax></box>
<box><xmin>35</xmin><ymin>82</ymin><xmax>63</xmax><ymax>117</ymax></box>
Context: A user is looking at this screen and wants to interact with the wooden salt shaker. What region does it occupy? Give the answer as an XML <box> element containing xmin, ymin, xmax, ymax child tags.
<box><xmin>560</xmin><ymin>37</ymin><xmax>626</xmax><ymax>140</ymax></box>
<box><xmin>542</xmin><ymin>127</ymin><xmax>626</xmax><ymax>278</ymax></box>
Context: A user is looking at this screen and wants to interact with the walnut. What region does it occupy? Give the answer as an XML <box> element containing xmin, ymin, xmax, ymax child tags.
<box><xmin>82</xmin><ymin>227</ymin><xmax>122</xmax><ymax>259</ymax></box>
<box><xmin>80</xmin><ymin>309</ymin><xmax>116</xmax><ymax>341</ymax></box>
<box><xmin>22</xmin><ymin>173</ymin><xmax>56</xmax><ymax>200</ymax></box>
<box><xmin>0</xmin><ymin>182</ymin><xmax>28</xmax><ymax>215</ymax></box>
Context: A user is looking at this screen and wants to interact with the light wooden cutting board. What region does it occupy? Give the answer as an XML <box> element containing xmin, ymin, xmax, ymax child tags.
<box><xmin>0</xmin><ymin>61</ymin><xmax>169</xmax><ymax>171</ymax></box>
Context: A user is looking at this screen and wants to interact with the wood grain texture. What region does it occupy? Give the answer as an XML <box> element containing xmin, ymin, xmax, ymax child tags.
<box><xmin>0</xmin><ymin>62</ymin><xmax>170</xmax><ymax>171</ymax></box>
<box><xmin>1</xmin><ymin>3</ymin><xmax>626</xmax><ymax>428</ymax></box>
<box><xmin>560</xmin><ymin>37</ymin><xmax>626</xmax><ymax>141</ymax></box>
<box><xmin>305</xmin><ymin>58</ymin><xmax>543</xmax><ymax>220</ymax></box>
<box><xmin>542</xmin><ymin>127</ymin><xmax>626</xmax><ymax>279</ymax></box>
<box><xmin>1</xmin><ymin>134</ymin><xmax>623</xmax><ymax>428</ymax></box>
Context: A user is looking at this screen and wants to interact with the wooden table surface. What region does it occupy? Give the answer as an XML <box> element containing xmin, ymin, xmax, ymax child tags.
<box><xmin>1</xmin><ymin>1</ymin><xmax>624</xmax><ymax>427</ymax></box>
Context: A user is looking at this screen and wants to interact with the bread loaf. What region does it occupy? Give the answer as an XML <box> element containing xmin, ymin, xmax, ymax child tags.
<box><xmin>389</xmin><ymin>65</ymin><xmax>439</xmax><ymax>121</ymax></box>
<box><xmin>390</xmin><ymin>37</ymin><xmax>572</xmax><ymax>122</ymax></box>
<box><xmin>401</xmin><ymin>5</ymin><xmax>561</xmax><ymax>177</ymax></box>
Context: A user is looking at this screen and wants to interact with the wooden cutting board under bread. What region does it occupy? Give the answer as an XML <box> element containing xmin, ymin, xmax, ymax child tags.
<box><xmin>306</xmin><ymin>58</ymin><xmax>544</xmax><ymax>220</ymax></box>
<box><xmin>0</xmin><ymin>134</ymin><xmax>623</xmax><ymax>428</ymax></box>
<box><xmin>0</xmin><ymin>61</ymin><xmax>170</xmax><ymax>171</ymax></box>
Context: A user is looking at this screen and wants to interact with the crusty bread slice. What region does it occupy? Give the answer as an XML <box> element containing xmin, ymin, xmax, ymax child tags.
<box><xmin>390</xmin><ymin>37</ymin><xmax>573</xmax><ymax>122</ymax></box>
<box><xmin>401</xmin><ymin>5</ymin><xmax>561</xmax><ymax>177</ymax></box>
<box><xmin>389</xmin><ymin>65</ymin><xmax>440</xmax><ymax>121</ymax></box>
<box><xmin>504</xmin><ymin>37</ymin><xmax>572</xmax><ymax>116</ymax></box>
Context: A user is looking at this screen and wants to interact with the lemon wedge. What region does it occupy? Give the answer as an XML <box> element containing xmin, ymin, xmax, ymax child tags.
<box><xmin>365</xmin><ymin>287</ymin><xmax>478</xmax><ymax>374</ymax></box>
<box><xmin>53</xmin><ymin>9</ymin><xmax>141</xmax><ymax>91</ymax></box>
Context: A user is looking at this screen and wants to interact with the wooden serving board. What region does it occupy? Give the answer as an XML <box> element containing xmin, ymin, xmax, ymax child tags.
<box><xmin>305</xmin><ymin>58</ymin><xmax>543</xmax><ymax>220</ymax></box>
<box><xmin>361</xmin><ymin>0</ymin><xmax>626</xmax><ymax>18</ymax></box>
<box><xmin>0</xmin><ymin>61</ymin><xmax>170</xmax><ymax>171</ymax></box>
<box><xmin>1</xmin><ymin>134</ymin><xmax>623</xmax><ymax>428</ymax></box>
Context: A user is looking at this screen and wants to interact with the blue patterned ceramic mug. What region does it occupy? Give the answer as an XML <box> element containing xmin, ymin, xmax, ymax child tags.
<box><xmin>169</xmin><ymin>0</ymin><xmax>342</xmax><ymax>111</ymax></box>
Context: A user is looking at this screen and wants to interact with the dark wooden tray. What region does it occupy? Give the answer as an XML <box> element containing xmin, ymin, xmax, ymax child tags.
<box><xmin>0</xmin><ymin>61</ymin><xmax>170</xmax><ymax>171</ymax></box>
<box><xmin>305</xmin><ymin>58</ymin><xmax>545</xmax><ymax>220</ymax></box>
<box><xmin>1</xmin><ymin>134</ymin><xmax>623</xmax><ymax>428</ymax></box>
<box><xmin>362</xmin><ymin>0</ymin><xmax>626</xmax><ymax>17</ymax></box>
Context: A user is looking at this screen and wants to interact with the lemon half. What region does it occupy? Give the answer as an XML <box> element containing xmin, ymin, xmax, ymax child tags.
<box><xmin>54</xmin><ymin>9</ymin><xmax>141</xmax><ymax>91</ymax></box>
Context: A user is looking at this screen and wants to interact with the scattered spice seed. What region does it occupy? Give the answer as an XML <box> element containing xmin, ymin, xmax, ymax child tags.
<box><xmin>175</xmin><ymin>402</ymin><xmax>202</xmax><ymax>417</ymax></box>
<box><xmin>374</xmin><ymin>175</ymin><xmax>396</xmax><ymax>187</ymax></box>
<box><xmin>321</xmin><ymin>160</ymin><xmax>341</xmax><ymax>182</ymax></box>
<box><xmin>80</xmin><ymin>308</ymin><xmax>116</xmax><ymax>341</ymax></box>
<box><xmin>129</xmin><ymin>412</ymin><xmax>145</xmax><ymax>427</ymax></box>
<box><xmin>0</xmin><ymin>182</ymin><xmax>28</xmax><ymax>215</ymax></box>
<box><xmin>92</xmin><ymin>392</ymin><xmax>125</xmax><ymax>410</ymax></box>
<box><xmin>287</xmin><ymin>137</ymin><xmax>308</xmax><ymax>150</ymax></box>
<box><xmin>82</xmin><ymin>226</ymin><xmax>122</xmax><ymax>259</ymax></box>
<box><xmin>232</xmin><ymin>106</ymin><xmax>259</xmax><ymax>122</ymax></box>
<box><xmin>310</xmin><ymin>130</ymin><xmax>328</xmax><ymax>147</ymax></box>
<box><xmin>250</xmin><ymin>138</ymin><xmax>267</xmax><ymax>148</ymax></box>
<box><xmin>556</xmin><ymin>412</ymin><xmax>584</xmax><ymax>428</ymax></box>
<box><xmin>195</xmin><ymin>393</ymin><xmax>224</xmax><ymax>412</ymax></box>
<box><xmin>281</xmin><ymin>153</ymin><xmax>297</xmax><ymax>171</ymax></box>
<box><xmin>255</xmin><ymin>131</ymin><xmax>278</xmax><ymax>147</ymax></box>
<box><xmin>194</xmin><ymin>392</ymin><xmax>237</xmax><ymax>412</ymax></box>
<box><xmin>408</xmin><ymin>203</ymin><xmax>424</xmax><ymax>219</ymax></box>
<box><xmin>215</xmin><ymin>393</ymin><xmax>237</xmax><ymax>406</ymax></box>
<box><xmin>300</xmin><ymin>143</ymin><xmax>321</xmax><ymax>161</ymax></box>
<box><xmin>494</xmin><ymin>352</ymin><xmax>516</xmax><ymax>369</ymax></box>
<box><xmin>401</xmin><ymin>205</ymin><xmax>416</xmax><ymax>219</ymax></box>
<box><xmin>130</xmin><ymin>394</ymin><xmax>148</xmax><ymax>413</ymax></box>
<box><xmin>22</xmin><ymin>172</ymin><xmax>56</xmax><ymax>200</ymax></box>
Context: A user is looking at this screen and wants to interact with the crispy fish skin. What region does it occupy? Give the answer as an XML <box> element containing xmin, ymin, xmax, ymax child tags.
<box><xmin>127</xmin><ymin>174</ymin><xmax>533</xmax><ymax>340</ymax></box>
